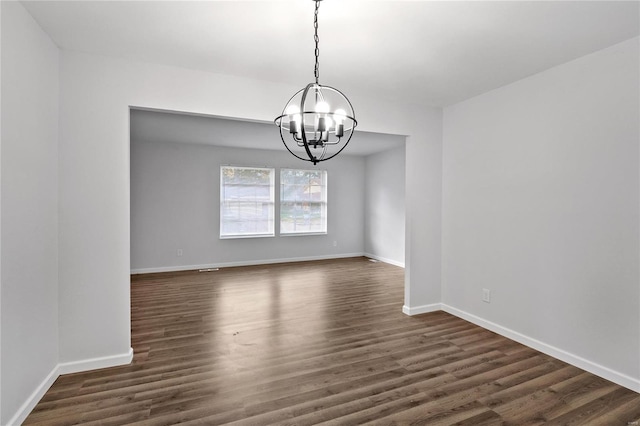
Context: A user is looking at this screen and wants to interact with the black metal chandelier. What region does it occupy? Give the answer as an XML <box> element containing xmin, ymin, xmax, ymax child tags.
<box><xmin>275</xmin><ymin>0</ymin><xmax>357</xmax><ymax>165</ymax></box>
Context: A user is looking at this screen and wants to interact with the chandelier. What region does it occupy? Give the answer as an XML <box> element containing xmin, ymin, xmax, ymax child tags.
<box><xmin>275</xmin><ymin>0</ymin><xmax>357</xmax><ymax>165</ymax></box>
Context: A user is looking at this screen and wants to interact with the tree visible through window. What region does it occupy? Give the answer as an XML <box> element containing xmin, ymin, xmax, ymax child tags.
<box><xmin>280</xmin><ymin>169</ymin><xmax>327</xmax><ymax>234</ymax></box>
<box><xmin>220</xmin><ymin>166</ymin><xmax>275</xmax><ymax>238</ymax></box>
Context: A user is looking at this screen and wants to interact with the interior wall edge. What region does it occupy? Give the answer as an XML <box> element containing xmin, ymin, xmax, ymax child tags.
<box><xmin>130</xmin><ymin>253</ymin><xmax>365</xmax><ymax>275</ymax></box>
<box><xmin>5</xmin><ymin>365</ymin><xmax>58</xmax><ymax>426</ymax></box>
<box><xmin>440</xmin><ymin>304</ymin><xmax>640</xmax><ymax>394</ymax></box>
<box><xmin>7</xmin><ymin>347</ymin><xmax>133</xmax><ymax>425</ymax></box>
<box><xmin>57</xmin><ymin>347</ymin><xmax>133</xmax><ymax>375</ymax></box>
<box><xmin>363</xmin><ymin>253</ymin><xmax>405</xmax><ymax>268</ymax></box>
<box><xmin>401</xmin><ymin>303</ymin><xmax>442</xmax><ymax>316</ymax></box>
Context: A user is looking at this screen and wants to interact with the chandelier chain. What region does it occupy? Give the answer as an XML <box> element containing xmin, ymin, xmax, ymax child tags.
<box><xmin>314</xmin><ymin>0</ymin><xmax>320</xmax><ymax>84</ymax></box>
<box><xmin>274</xmin><ymin>0</ymin><xmax>356</xmax><ymax>164</ymax></box>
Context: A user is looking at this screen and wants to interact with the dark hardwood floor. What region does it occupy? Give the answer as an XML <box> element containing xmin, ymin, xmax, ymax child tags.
<box><xmin>25</xmin><ymin>257</ymin><xmax>640</xmax><ymax>425</ymax></box>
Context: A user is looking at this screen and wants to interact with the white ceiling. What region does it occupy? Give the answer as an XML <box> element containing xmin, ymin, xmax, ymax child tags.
<box><xmin>130</xmin><ymin>109</ymin><xmax>405</xmax><ymax>156</ymax></box>
<box><xmin>23</xmin><ymin>1</ymin><xmax>639</xmax><ymax>107</ymax></box>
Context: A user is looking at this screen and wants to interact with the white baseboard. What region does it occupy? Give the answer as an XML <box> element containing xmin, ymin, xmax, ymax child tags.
<box><xmin>58</xmin><ymin>347</ymin><xmax>133</xmax><ymax>375</ymax></box>
<box><xmin>402</xmin><ymin>303</ymin><xmax>442</xmax><ymax>316</ymax></box>
<box><xmin>6</xmin><ymin>365</ymin><xmax>59</xmax><ymax>426</ymax></box>
<box><xmin>7</xmin><ymin>348</ymin><xmax>133</xmax><ymax>425</ymax></box>
<box><xmin>364</xmin><ymin>253</ymin><xmax>405</xmax><ymax>268</ymax></box>
<box><xmin>131</xmin><ymin>253</ymin><xmax>365</xmax><ymax>274</ymax></box>
<box><xmin>441</xmin><ymin>304</ymin><xmax>640</xmax><ymax>393</ymax></box>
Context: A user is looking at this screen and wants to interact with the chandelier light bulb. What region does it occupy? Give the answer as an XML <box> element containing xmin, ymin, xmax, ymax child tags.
<box><xmin>333</xmin><ymin>109</ymin><xmax>346</xmax><ymax>124</ymax></box>
<box><xmin>324</xmin><ymin>116</ymin><xmax>333</xmax><ymax>130</ymax></box>
<box><xmin>285</xmin><ymin>105</ymin><xmax>300</xmax><ymax>115</ymax></box>
<box><xmin>315</xmin><ymin>101</ymin><xmax>330</xmax><ymax>114</ymax></box>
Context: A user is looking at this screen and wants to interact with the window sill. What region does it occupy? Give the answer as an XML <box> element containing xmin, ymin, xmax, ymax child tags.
<box><xmin>220</xmin><ymin>234</ymin><xmax>275</xmax><ymax>240</ymax></box>
<box><xmin>279</xmin><ymin>232</ymin><xmax>328</xmax><ymax>237</ymax></box>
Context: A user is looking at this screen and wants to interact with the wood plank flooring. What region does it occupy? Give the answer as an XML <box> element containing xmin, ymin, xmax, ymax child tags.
<box><xmin>25</xmin><ymin>257</ymin><xmax>640</xmax><ymax>425</ymax></box>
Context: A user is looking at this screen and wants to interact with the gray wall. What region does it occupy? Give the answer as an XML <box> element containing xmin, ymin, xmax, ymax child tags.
<box><xmin>442</xmin><ymin>38</ymin><xmax>639</xmax><ymax>383</ymax></box>
<box><xmin>55</xmin><ymin>45</ymin><xmax>438</xmax><ymax>395</ymax></box>
<box><xmin>2</xmin><ymin>4</ymin><xmax>637</xmax><ymax>419</ymax></box>
<box><xmin>131</xmin><ymin>140</ymin><xmax>366</xmax><ymax>272</ymax></box>
<box><xmin>364</xmin><ymin>146</ymin><xmax>406</xmax><ymax>266</ymax></box>
<box><xmin>1</xmin><ymin>2</ymin><xmax>59</xmax><ymax>424</ymax></box>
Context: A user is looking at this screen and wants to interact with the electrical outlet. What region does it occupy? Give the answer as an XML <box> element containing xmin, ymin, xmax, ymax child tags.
<box><xmin>177</xmin><ymin>249</ymin><xmax>183</xmax><ymax>257</ymax></box>
<box><xmin>482</xmin><ymin>288</ymin><xmax>491</xmax><ymax>303</ymax></box>
<box><xmin>333</xmin><ymin>240</ymin><xmax>337</xmax><ymax>247</ymax></box>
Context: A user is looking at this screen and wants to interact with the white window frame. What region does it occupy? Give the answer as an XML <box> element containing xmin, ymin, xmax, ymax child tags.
<box><xmin>220</xmin><ymin>166</ymin><xmax>275</xmax><ymax>239</ymax></box>
<box><xmin>279</xmin><ymin>168</ymin><xmax>328</xmax><ymax>236</ymax></box>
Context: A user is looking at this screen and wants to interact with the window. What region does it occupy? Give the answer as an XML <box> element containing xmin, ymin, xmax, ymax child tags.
<box><xmin>280</xmin><ymin>169</ymin><xmax>327</xmax><ymax>235</ymax></box>
<box><xmin>220</xmin><ymin>166</ymin><xmax>275</xmax><ymax>238</ymax></box>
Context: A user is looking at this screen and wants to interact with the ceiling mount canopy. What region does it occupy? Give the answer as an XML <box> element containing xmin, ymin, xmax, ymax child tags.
<box><xmin>275</xmin><ymin>0</ymin><xmax>357</xmax><ymax>165</ymax></box>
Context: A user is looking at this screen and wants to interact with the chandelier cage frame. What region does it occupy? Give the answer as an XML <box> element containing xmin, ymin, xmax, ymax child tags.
<box><xmin>274</xmin><ymin>0</ymin><xmax>357</xmax><ymax>165</ymax></box>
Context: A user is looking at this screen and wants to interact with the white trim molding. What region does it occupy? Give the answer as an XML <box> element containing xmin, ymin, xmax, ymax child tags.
<box><xmin>131</xmin><ymin>253</ymin><xmax>365</xmax><ymax>274</ymax></box>
<box><xmin>441</xmin><ymin>304</ymin><xmax>640</xmax><ymax>393</ymax></box>
<box><xmin>58</xmin><ymin>347</ymin><xmax>133</xmax><ymax>375</ymax></box>
<box><xmin>7</xmin><ymin>348</ymin><xmax>133</xmax><ymax>425</ymax></box>
<box><xmin>6</xmin><ymin>365</ymin><xmax>59</xmax><ymax>426</ymax></box>
<box><xmin>364</xmin><ymin>253</ymin><xmax>405</xmax><ymax>268</ymax></box>
<box><xmin>402</xmin><ymin>303</ymin><xmax>442</xmax><ymax>316</ymax></box>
